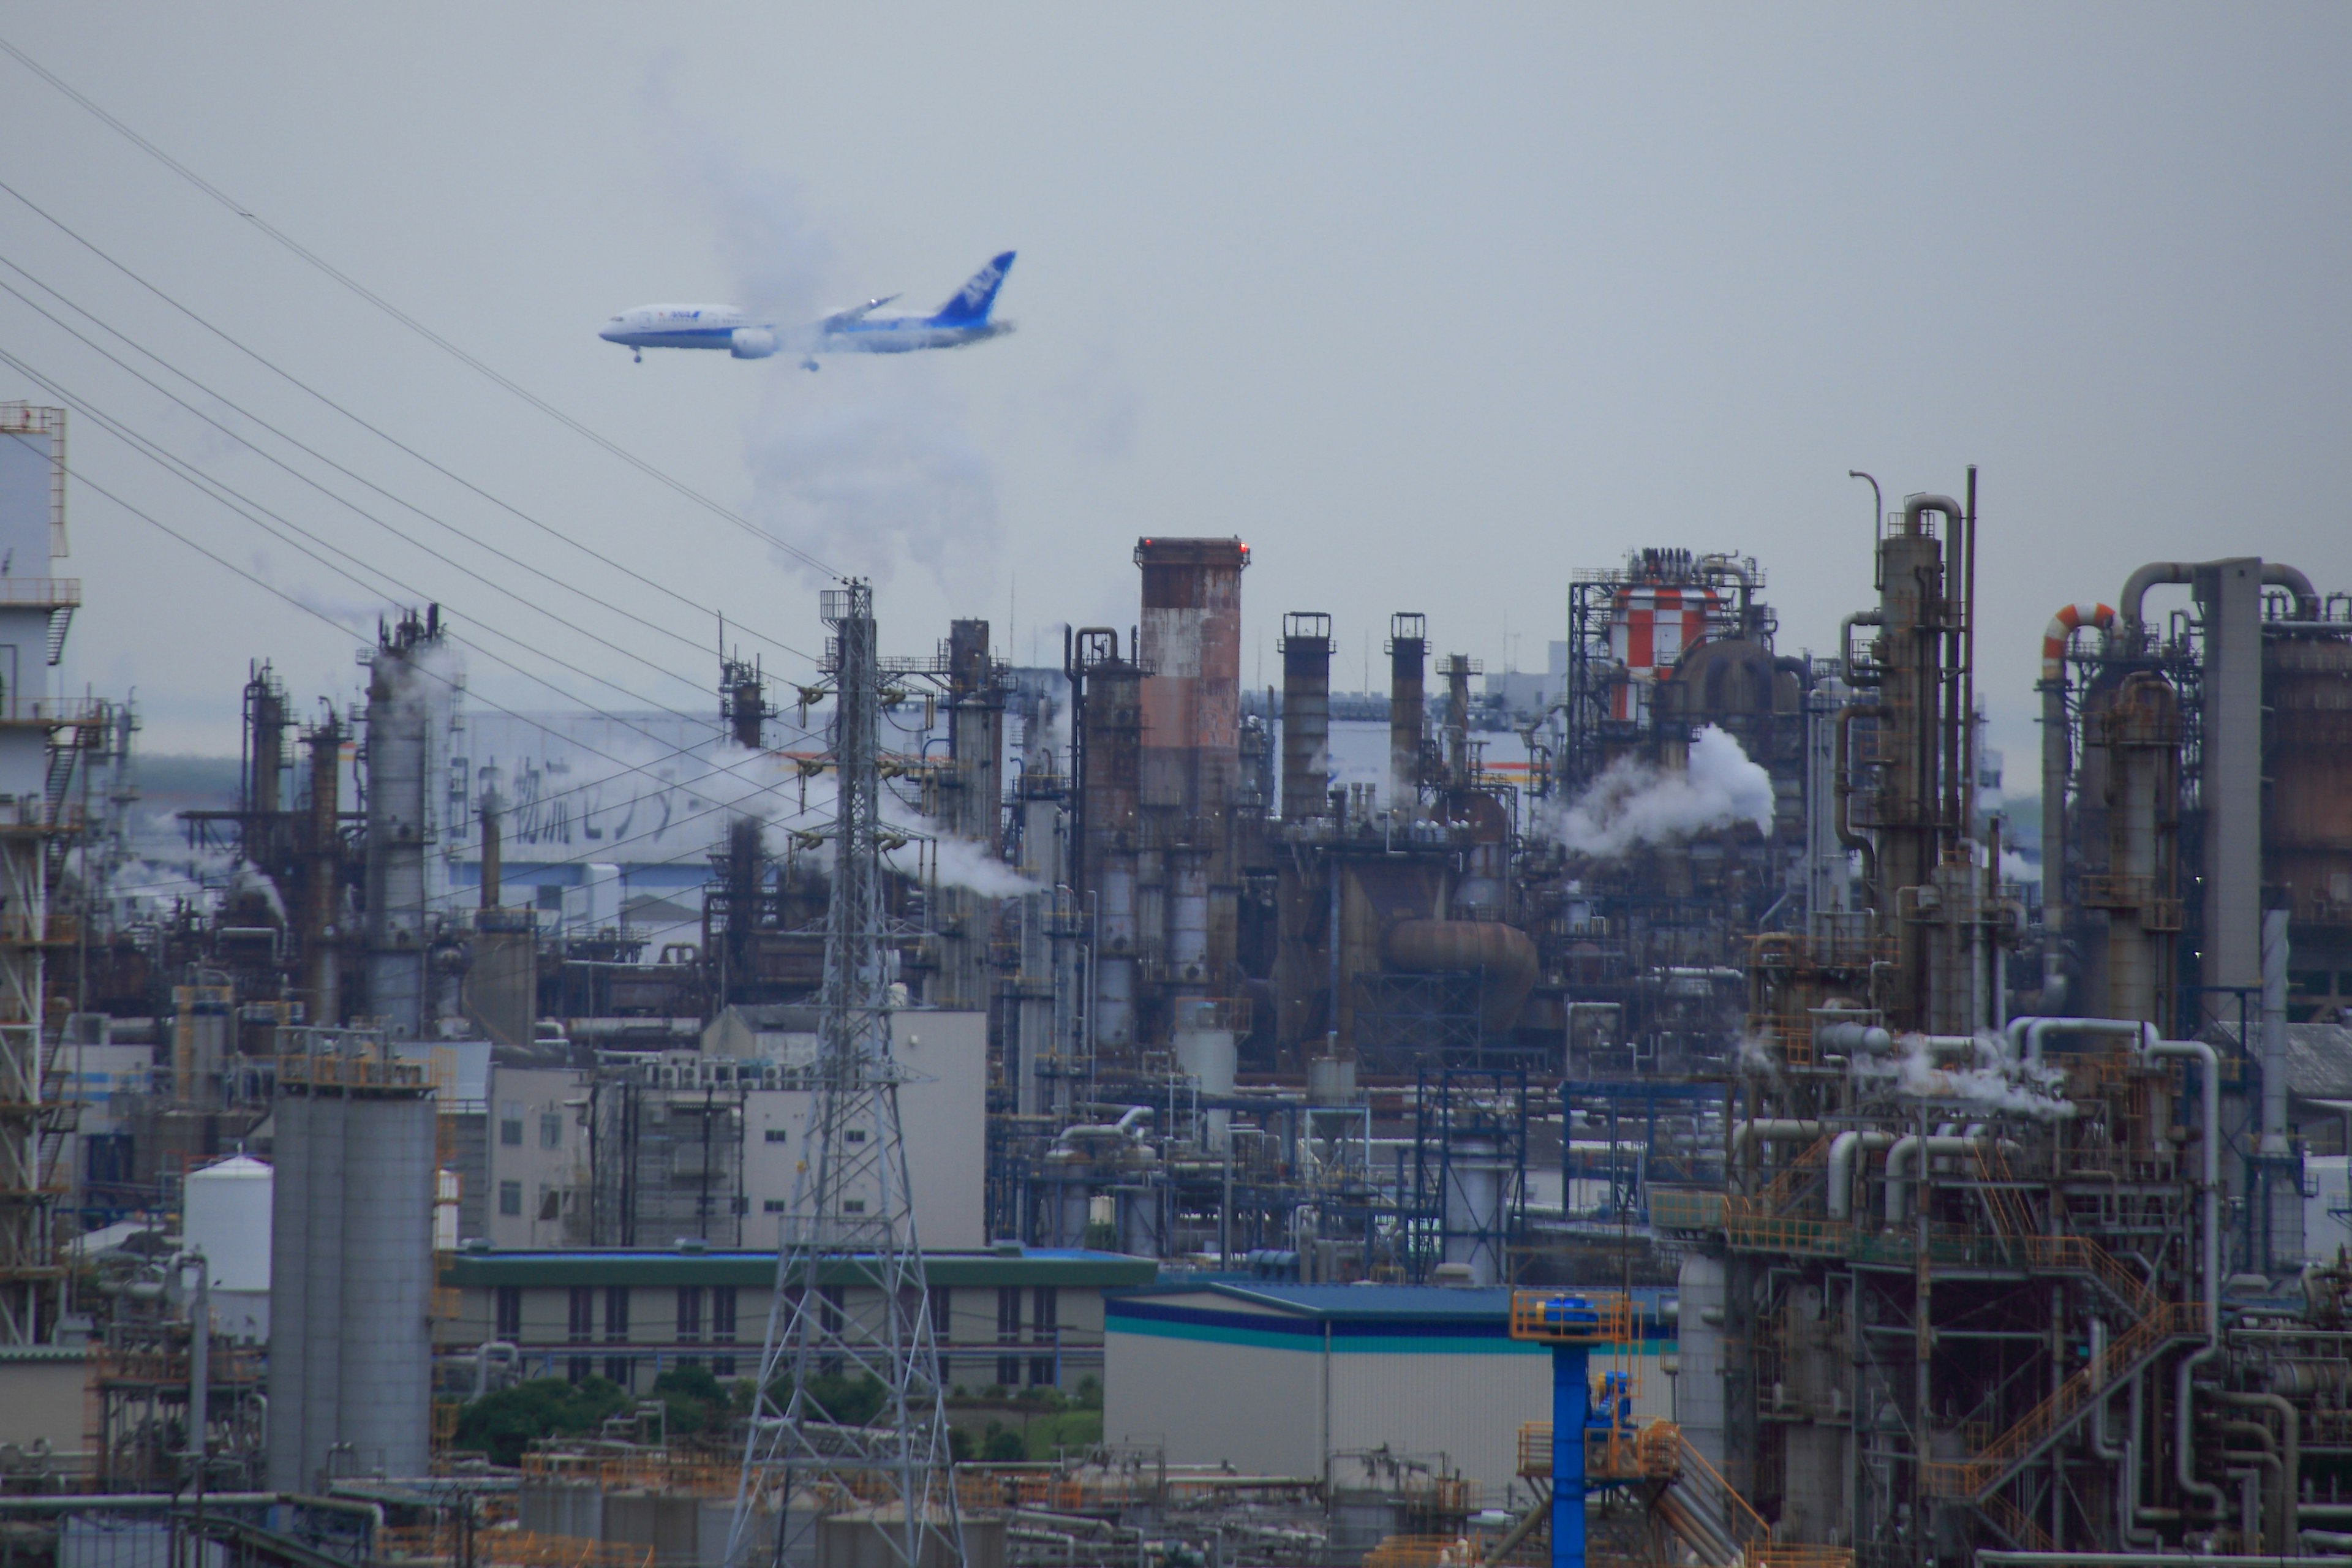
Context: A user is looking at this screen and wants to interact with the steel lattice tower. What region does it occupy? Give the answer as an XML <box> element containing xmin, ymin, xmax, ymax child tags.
<box><xmin>729</xmin><ymin>581</ymin><xmax>965</xmax><ymax>1568</ymax></box>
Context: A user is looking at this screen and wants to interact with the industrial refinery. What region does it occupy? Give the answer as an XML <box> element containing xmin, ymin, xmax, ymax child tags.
<box><xmin>5</xmin><ymin>12</ymin><xmax>2352</xmax><ymax>1568</ymax></box>
<box><xmin>7</xmin><ymin>410</ymin><xmax>2352</xmax><ymax>1568</ymax></box>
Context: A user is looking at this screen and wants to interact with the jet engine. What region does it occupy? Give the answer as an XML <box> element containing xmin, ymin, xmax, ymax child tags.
<box><xmin>729</xmin><ymin>327</ymin><xmax>777</xmax><ymax>360</ymax></box>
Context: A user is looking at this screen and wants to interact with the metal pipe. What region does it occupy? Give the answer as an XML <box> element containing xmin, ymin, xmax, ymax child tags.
<box><xmin>1730</xmin><ymin>1118</ymin><xmax>1823</xmax><ymax>1175</ymax></box>
<box><xmin>1963</xmin><ymin>467</ymin><xmax>1978</xmax><ymax>842</ymax></box>
<box><xmin>2120</xmin><ymin>562</ymin><xmax>2196</xmax><ymax>649</ymax></box>
<box><xmin>1883</xmin><ymin>1133</ymin><xmax>1992</xmax><ymax>1224</ymax></box>
<box><xmin>2263</xmin><ymin>911</ymin><xmax>2291</xmax><ymax>1155</ymax></box>
<box><xmin>2264</xmin><ymin>564</ymin><xmax>2321</xmax><ymax>621</ymax></box>
<box><xmin>2008</xmin><ymin>1015</ymin><xmax>2158</xmax><ymax>1066</ymax></box>
<box><xmin>1833</xmin><ymin>704</ymin><xmax>1885</xmax><ymax>894</ymax></box>
<box><xmin>2215</xmin><ymin>1391</ymin><xmax>2301</xmax><ymax>1558</ymax></box>
<box><xmin>2148</xmin><ymin>1039</ymin><xmax>2223</xmax><ymax>1332</ymax></box>
<box><xmin>1977</xmin><ymin>1556</ymin><xmax>2352</xmax><ymax>1566</ymax></box>
<box><xmin>1826</xmin><ymin>1130</ymin><xmax>1894</xmax><ymax>1220</ymax></box>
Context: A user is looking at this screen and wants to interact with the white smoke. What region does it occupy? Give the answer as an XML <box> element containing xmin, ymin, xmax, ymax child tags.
<box><xmin>924</xmin><ymin>832</ymin><xmax>1042</xmax><ymax>899</ymax></box>
<box><xmin>1545</xmin><ymin>724</ymin><xmax>1774</xmax><ymax>856</ymax></box>
<box><xmin>642</xmin><ymin>75</ymin><xmax>1002</xmax><ymax>591</ymax></box>
<box><xmin>693</xmin><ymin>744</ymin><xmax>1039</xmax><ymax>900</ymax></box>
<box><xmin>2000</xmin><ymin>849</ymin><xmax>2039</xmax><ymax>886</ymax></box>
<box><xmin>1850</xmin><ymin>1030</ymin><xmax>2077</xmax><ymax>1121</ymax></box>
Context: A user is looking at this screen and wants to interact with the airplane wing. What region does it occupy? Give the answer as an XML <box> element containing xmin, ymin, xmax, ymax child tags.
<box><xmin>818</xmin><ymin>293</ymin><xmax>900</xmax><ymax>328</ymax></box>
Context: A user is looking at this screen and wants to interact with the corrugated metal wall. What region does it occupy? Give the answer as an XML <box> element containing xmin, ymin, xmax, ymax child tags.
<box><xmin>1106</xmin><ymin>1330</ymin><xmax>1322</xmax><ymax>1477</ymax></box>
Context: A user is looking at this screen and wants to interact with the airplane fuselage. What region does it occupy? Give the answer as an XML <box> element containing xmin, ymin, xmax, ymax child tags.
<box><xmin>598</xmin><ymin>306</ymin><xmax>1009</xmax><ymax>355</ymax></box>
<box><xmin>600</xmin><ymin>252</ymin><xmax>1017</xmax><ymax>366</ymax></box>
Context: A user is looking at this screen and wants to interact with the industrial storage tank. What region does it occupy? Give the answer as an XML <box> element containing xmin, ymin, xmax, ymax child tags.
<box><xmin>2266</xmin><ymin>628</ymin><xmax>2352</xmax><ymax>1018</ymax></box>
<box><xmin>266</xmin><ymin>1037</ymin><xmax>436</xmax><ymax>1491</ymax></box>
<box><xmin>183</xmin><ymin>1153</ymin><xmax>273</xmax><ymax>1340</ymax></box>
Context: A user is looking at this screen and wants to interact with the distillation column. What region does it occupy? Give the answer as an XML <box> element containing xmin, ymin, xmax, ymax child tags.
<box><xmin>1280</xmin><ymin>612</ymin><xmax>1333</xmax><ymax>821</ymax></box>
<box><xmin>1389</xmin><ymin>614</ymin><xmax>1427</xmax><ymax>816</ymax></box>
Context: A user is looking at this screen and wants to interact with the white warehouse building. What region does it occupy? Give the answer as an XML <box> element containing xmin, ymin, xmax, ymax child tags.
<box><xmin>1104</xmin><ymin>1284</ymin><xmax>1675</xmax><ymax>1493</ymax></box>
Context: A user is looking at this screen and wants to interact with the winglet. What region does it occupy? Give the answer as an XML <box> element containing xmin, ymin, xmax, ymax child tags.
<box><xmin>930</xmin><ymin>252</ymin><xmax>1016</xmax><ymax>326</ymax></box>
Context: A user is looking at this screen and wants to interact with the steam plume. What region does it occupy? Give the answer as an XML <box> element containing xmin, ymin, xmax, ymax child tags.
<box><xmin>1547</xmin><ymin>724</ymin><xmax>1774</xmax><ymax>856</ymax></box>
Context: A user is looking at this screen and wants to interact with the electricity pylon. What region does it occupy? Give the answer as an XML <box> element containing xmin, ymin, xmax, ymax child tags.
<box><xmin>729</xmin><ymin>581</ymin><xmax>964</xmax><ymax>1568</ymax></box>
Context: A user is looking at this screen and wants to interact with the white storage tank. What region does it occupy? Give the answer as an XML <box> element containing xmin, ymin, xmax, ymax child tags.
<box><xmin>184</xmin><ymin>1154</ymin><xmax>273</xmax><ymax>1341</ymax></box>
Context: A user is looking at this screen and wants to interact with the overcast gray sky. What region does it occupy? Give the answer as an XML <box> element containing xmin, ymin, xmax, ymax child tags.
<box><xmin>2</xmin><ymin>4</ymin><xmax>2347</xmax><ymax>780</ymax></box>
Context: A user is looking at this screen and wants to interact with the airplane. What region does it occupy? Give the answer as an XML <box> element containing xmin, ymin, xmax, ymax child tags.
<box><xmin>600</xmin><ymin>251</ymin><xmax>1016</xmax><ymax>369</ymax></box>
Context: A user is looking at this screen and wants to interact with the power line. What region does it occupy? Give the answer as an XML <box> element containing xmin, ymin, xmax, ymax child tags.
<box><xmin>0</xmin><ymin>344</ymin><xmax>715</xmax><ymax>720</ymax></box>
<box><xmin>0</xmin><ymin>404</ymin><xmax>821</xmax><ymax>825</ymax></box>
<box><xmin>0</xmin><ymin>175</ymin><xmax>812</xmax><ymax>664</ymax></box>
<box><xmin>0</xmin><ymin>266</ymin><xmax>728</xmax><ymax>698</ymax></box>
<box><xmin>0</xmin><ymin>35</ymin><xmax>845</xmax><ymax>581</ymax></box>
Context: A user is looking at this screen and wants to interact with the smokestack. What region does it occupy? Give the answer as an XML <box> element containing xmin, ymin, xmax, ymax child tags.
<box><xmin>1076</xmin><ymin>630</ymin><xmax>1142</xmax><ymax>1050</ymax></box>
<box><xmin>1388</xmin><ymin>614</ymin><xmax>1427</xmax><ymax>813</ymax></box>
<box><xmin>946</xmin><ymin>619</ymin><xmax>1002</xmax><ymax>846</ymax></box>
<box><xmin>1439</xmin><ymin>653</ymin><xmax>1476</xmax><ymax>790</ymax></box>
<box><xmin>1134</xmin><ymin>538</ymin><xmax>1250</xmax><ymax>816</ymax></box>
<box><xmin>301</xmin><ymin>714</ymin><xmax>342</xmax><ymax>1026</ymax></box>
<box><xmin>1280</xmin><ymin>612</ymin><xmax>1333</xmax><ymax>821</ymax></box>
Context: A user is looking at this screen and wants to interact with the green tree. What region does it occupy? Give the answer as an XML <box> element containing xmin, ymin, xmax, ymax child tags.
<box><xmin>651</xmin><ymin>1363</ymin><xmax>729</xmax><ymax>1436</ymax></box>
<box><xmin>454</xmin><ymin>1377</ymin><xmax>631</xmax><ymax>1466</ymax></box>
<box><xmin>766</xmin><ymin>1370</ymin><xmax>888</xmax><ymax>1427</ymax></box>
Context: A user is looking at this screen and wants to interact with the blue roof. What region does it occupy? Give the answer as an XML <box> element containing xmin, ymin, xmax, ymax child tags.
<box><xmin>1110</xmin><ymin>1282</ymin><xmax>1677</xmax><ymax>1324</ymax></box>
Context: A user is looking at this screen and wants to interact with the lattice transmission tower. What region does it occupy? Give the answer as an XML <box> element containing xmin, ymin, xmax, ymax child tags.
<box><xmin>729</xmin><ymin>581</ymin><xmax>965</xmax><ymax>1568</ymax></box>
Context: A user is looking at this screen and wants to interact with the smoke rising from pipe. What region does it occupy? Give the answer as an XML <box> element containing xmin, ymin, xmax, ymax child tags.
<box><xmin>696</xmin><ymin>745</ymin><xmax>1039</xmax><ymax>900</ymax></box>
<box><xmin>1545</xmin><ymin>723</ymin><xmax>1774</xmax><ymax>856</ymax></box>
<box><xmin>1850</xmin><ymin>1030</ymin><xmax>2077</xmax><ymax>1120</ymax></box>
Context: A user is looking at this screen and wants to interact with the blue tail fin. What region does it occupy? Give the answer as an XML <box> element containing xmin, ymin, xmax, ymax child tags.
<box><xmin>930</xmin><ymin>251</ymin><xmax>1016</xmax><ymax>326</ymax></box>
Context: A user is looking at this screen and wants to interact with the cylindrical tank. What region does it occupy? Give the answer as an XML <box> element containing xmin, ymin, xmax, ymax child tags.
<box><xmin>1381</xmin><ymin>918</ymin><xmax>1540</xmax><ymax>1035</ymax></box>
<box><xmin>268</xmin><ymin>1060</ymin><xmax>434</xmax><ymax>1491</ymax></box>
<box><xmin>1172</xmin><ymin>1007</ymin><xmax>1237</xmax><ymax>1152</ymax></box>
<box><xmin>1389</xmin><ymin>614</ymin><xmax>1427</xmax><ymax>815</ymax></box>
<box><xmin>1279</xmin><ymin>612</ymin><xmax>1333</xmax><ymax>821</ymax></box>
<box><xmin>1440</xmin><ymin>1137</ymin><xmax>1507</xmax><ymax>1285</ymax></box>
<box><xmin>2266</xmin><ymin>633</ymin><xmax>2352</xmax><ymax>974</ymax></box>
<box><xmin>2098</xmin><ymin>672</ymin><xmax>2181</xmax><ymax>1028</ymax></box>
<box><xmin>1135</xmin><ymin>538</ymin><xmax>1248</xmax><ymax>817</ymax></box>
<box><xmin>1674</xmin><ymin>1254</ymin><xmax>1727</xmax><ymax>1471</ymax></box>
<box><xmin>183</xmin><ymin>1154</ymin><xmax>273</xmax><ymax>1292</ymax></box>
<box><xmin>364</xmin><ymin>612</ymin><xmax>456</xmax><ymax>1040</ymax></box>
<box><xmin>1081</xmin><ymin>655</ymin><xmax>1143</xmax><ymax>1050</ymax></box>
<box><xmin>1169</xmin><ymin>853</ymin><xmax>1209</xmax><ymax>989</ymax></box>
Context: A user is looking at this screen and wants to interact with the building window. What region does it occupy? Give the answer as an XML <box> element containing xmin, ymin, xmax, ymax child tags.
<box><xmin>929</xmin><ymin>1286</ymin><xmax>952</xmax><ymax>1343</ymax></box>
<box><xmin>997</xmin><ymin>1286</ymin><xmax>1022</xmax><ymax>1388</ymax></box>
<box><xmin>764</xmin><ymin>1199</ymin><xmax>788</xmax><ymax>1213</ymax></box>
<box><xmin>498</xmin><ymin>1181</ymin><xmax>522</xmax><ymax>1217</ymax></box>
<box><xmin>764</xmin><ymin>1128</ymin><xmax>788</xmax><ymax>1144</ymax></box>
<box><xmin>712</xmin><ymin>1355</ymin><xmax>737</xmax><ymax>1379</ymax></box>
<box><xmin>711</xmin><ymin>1287</ymin><xmax>738</xmax><ymax>1343</ymax></box>
<box><xmin>605</xmin><ymin>1355</ymin><xmax>633</xmax><ymax>1389</ymax></box>
<box><xmin>820</xmin><ymin>1286</ymin><xmax>844</xmax><ymax>1336</ymax></box>
<box><xmin>605</xmin><ymin>1286</ymin><xmax>630</xmax><ymax>1343</ymax></box>
<box><xmin>677</xmin><ymin>1286</ymin><xmax>704</xmax><ymax>1343</ymax></box>
<box><xmin>500</xmin><ymin>1101</ymin><xmax>524</xmax><ymax>1147</ymax></box>
<box><xmin>1031</xmin><ymin>1287</ymin><xmax>1058</xmax><ymax>1386</ymax></box>
<box><xmin>540</xmin><ymin>1109</ymin><xmax>564</xmax><ymax>1149</ymax></box>
<box><xmin>568</xmin><ymin>1287</ymin><xmax>594</xmax><ymax>1343</ymax></box>
<box><xmin>567</xmin><ymin>1355</ymin><xmax>592</xmax><ymax>1384</ymax></box>
<box><xmin>495</xmin><ymin>1286</ymin><xmax>522</xmax><ymax>1340</ymax></box>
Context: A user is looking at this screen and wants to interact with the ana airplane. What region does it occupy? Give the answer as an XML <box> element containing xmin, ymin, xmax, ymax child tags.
<box><xmin>600</xmin><ymin>251</ymin><xmax>1016</xmax><ymax>369</ymax></box>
